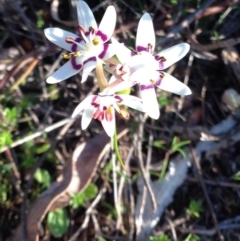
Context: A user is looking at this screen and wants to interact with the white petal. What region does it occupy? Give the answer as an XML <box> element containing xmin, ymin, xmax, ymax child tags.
<box><xmin>81</xmin><ymin>107</ymin><xmax>94</xmax><ymax>130</ymax></box>
<box><xmin>106</xmin><ymin>79</ymin><xmax>136</xmax><ymax>93</ymax></box>
<box><xmin>81</xmin><ymin>57</ymin><xmax>97</xmax><ymax>83</ymax></box>
<box><xmin>71</xmin><ymin>96</ymin><xmax>93</xmax><ymax>118</ymax></box>
<box><xmin>136</xmin><ymin>13</ymin><xmax>155</xmax><ymax>53</ymax></box>
<box><xmin>46</xmin><ymin>60</ymin><xmax>82</xmax><ymax>84</ymax></box>
<box><xmin>77</xmin><ymin>1</ymin><xmax>97</xmax><ymax>30</ymax></box>
<box><xmin>44</xmin><ymin>28</ymin><xmax>78</xmax><ymax>52</ymax></box>
<box><xmin>97</xmin><ymin>6</ymin><xmax>116</xmax><ymax>43</ymax></box>
<box><xmin>118</xmin><ymin>95</ymin><xmax>145</xmax><ymax>112</ymax></box>
<box><xmin>111</xmin><ymin>37</ymin><xmax>132</xmax><ymax>64</ymax></box>
<box><xmin>156</xmin><ymin>72</ymin><xmax>191</xmax><ymax>95</ymax></box>
<box><xmin>99</xmin><ymin>44</ymin><xmax>117</xmax><ymax>60</ymax></box>
<box><xmin>140</xmin><ymin>84</ymin><xmax>160</xmax><ymax>119</ymax></box>
<box><xmin>156</xmin><ymin>43</ymin><xmax>190</xmax><ymax>70</ymax></box>
<box><xmin>101</xmin><ymin>115</ymin><xmax>115</xmax><ymax>137</ymax></box>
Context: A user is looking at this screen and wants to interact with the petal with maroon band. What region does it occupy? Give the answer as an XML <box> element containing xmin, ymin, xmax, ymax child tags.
<box><xmin>140</xmin><ymin>83</ymin><xmax>160</xmax><ymax>119</ymax></box>
<box><xmin>136</xmin><ymin>13</ymin><xmax>155</xmax><ymax>54</ymax></box>
<box><xmin>81</xmin><ymin>57</ymin><xmax>97</xmax><ymax>83</ymax></box>
<box><xmin>44</xmin><ymin>28</ymin><xmax>79</xmax><ymax>52</ymax></box>
<box><xmin>46</xmin><ymin>59</ymin><xmax>83</xmax><ymax>84</ymax></box>
<box><xmin>77</xmin><ymin>0</ymin><xmax>97</xmax><ymax>31</ymax></box>
<box><xmin>155</xmin><ymin>72</ymin><xmax>191</xmax><ymax>95</ymax></box>
<box><xmin>155</xmin><ymin>43</ymin><xmax>190</xmax><ymax>70</ymax></box>
<box><xmin>97</xmin><ymin>6</ymin><xmax>116</xmax><ymax>44</ymax></box>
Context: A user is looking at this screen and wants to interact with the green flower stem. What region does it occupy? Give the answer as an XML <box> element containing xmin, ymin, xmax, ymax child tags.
<box><xmin>160</xmin><ymin>152</ymin><xmax>170</xmax><ymax>179</ymax></box>
<box><xmin>113</xmin><ymin>128</ymin><xmax>125</xmax><ymax>170</ymax></box>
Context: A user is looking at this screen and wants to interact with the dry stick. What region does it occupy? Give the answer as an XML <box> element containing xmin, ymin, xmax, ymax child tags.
<box><xmin>137</xmin><ymin>115</ymin><xmax>157</xmax><ymax>210</ymax></box>
<box><xmin>20</xmin><ymin>118</ymin><xmax>76</xmax><ymax>241</ymax></box>
<box><xmin>190</xmin><ymin>147</ymin><xmax>224</xmax><ymax>241</ymax></box>
<box><xmin>158</xmin><ymin>0</ymin><xmax>216</xmax><ymax>46</ymax></box>
<box><xmin>69</xmin><ymin>187</ymin><xmax>107</xmax><ymax>241</ymax></box>
<box><xmin>0</xmin><ymin>117</ymin><xmax>71</xmax><ymax>153</ymax></box>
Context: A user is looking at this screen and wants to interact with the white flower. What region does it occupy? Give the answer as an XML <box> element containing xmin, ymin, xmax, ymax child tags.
<box><xmin>112</xmin><ymin>14</ymin><xmax>191</xmax><ymax>119</ymax></box>
<box><xmin>44</xmin><ymin>1</ymin><xmax>117</xmax><ymax>84</ymax></box>
<box><xmin>72</xmin><ymin>92</ymin><xmax>145</xmax><ymax>137</ymax></box>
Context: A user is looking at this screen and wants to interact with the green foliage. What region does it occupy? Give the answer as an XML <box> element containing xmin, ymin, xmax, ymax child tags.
<box><xmin>148</xmin><ymin>234</ymin><xmax>171</xmax><ymax>241</ymax></box>
<box><xmin>187</xmin><ymin>200</ymin><xmax>202</xmax><ymax>218</ymax></box>
<box><xmin>2</xmin><ymin>107</ymin><xmax>18</xmax><ymax>128</ymax></box>
<box><xmin>34</xmin><ymin>168</ymin><xmax>51</xmax><ymax>188</ymax></box>
<box><xmin>184</xmin><ymin>233</ymin><xmax>200</xmax><ymax>241</ymax></box>
<box><xmin>36</xmin><ymin>10</ymin><xmax>45</xmax><ymax>29</ymax></box>
<box><xmin>170</xmin><ymin>136</ymin><xmax>190</xmax><ymax>158</ymax></box>
<box><xmin>103</xmin><ymin>202</ymin><xmax>125</xmax><ymax>220</ymax></box>
<box><xmin>152</xmin><ymin>140</ymin><xmax>167</xmax><ymax>150</ymax></box>
<box><xmin>231</xmin><ymin>171</ymin><xmax>240</xmax><ymax>181</ymax></box>
<box><xmin>98</xmin><ymin>237</ymin><xmax>107</xmax><ymax>241</ymax></box>
<box><xmin>70</xmin><ymin>183</ymin><xmax>98</xmax><ymax>209</ymax></box>
<box><xmin>117</xmin><ymin>87</ymin><xmax>131</xmax><ymax>95</ymax></box>
<box><xmin>158</xmin><ymin>93</ymin><xmax>173</xmax><ymax>108</ymax></box>
<box><xmin>0</xmin><ymin>130</ymin><xmax>13</xmax><ymax>148</ymax></box>
<box><xmin>47</xmin><ymin>208</ymin><xmax>70</xmax><ymax>237</ymax></box>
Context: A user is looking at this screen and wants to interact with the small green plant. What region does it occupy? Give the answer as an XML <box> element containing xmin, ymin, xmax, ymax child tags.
<box><xmin>153</xmin><ymin>136</ymin><xmax>190</xmax><ymax>179</ymax></box>
<box><xmin>184</xmin><ymin>233</ymin><xmax>200</xmax><ymax>241</ymax></box>
<box><xmin>158</xmin><ymin>93</ymin><xmax>173</xmax><ymax>108</ymax></box>
<box><xmin>47</xmin><ymin>208</ymin><xmax>70</xmax><ymax>237</ymax></box>
<box><xmin>148</xmin><ymin>234</ymin><xmax>171</xmax><ymax>241</ymax></box>
<box><xmin>70</xmin><ymin>183</ymin><xmax>98</xmax><ymax>209</ymax></box>
<box><xmin>187</xmin><ymin>200</ymin><xmax>202</xmax><ymax>218</ymax></box>
<box><xmin>231</xmin><ymin>171</ymin><xmax>240</xmax><ymax>181</ymax></box>
<box><xmin>34</xmin><ymin>168</ymin><xmax>51</xmax><ymax>188</ymax></box>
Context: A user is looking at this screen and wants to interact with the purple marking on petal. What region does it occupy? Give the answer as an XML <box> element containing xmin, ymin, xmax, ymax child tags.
<box><xmin>155</xmin><ymin>78</ymin><xmax>162</xmax><ymax>86</ymax></box>
<box><xmin>71</xmin><ymin>57</ymin><xmax>82</xmax><ymax>70</ymax></box>
<box><xmin>155</xmin><ymin>55</ymin><xmax>160</xmax><ymax>61</ymax></box>
<box><xmin>136</xmin><ymin>46</ymin><xmax>148</xmax><ymax>53</ymax></box>
<box><xmin>159</xmin><ymin>62</ymin><xmax>164</xmax><ymax>69</ymax></box>
<box><xmin>114</xmin><ymin>95</ymin><xmax>123</xmax><ymax>102</ymax></box>
<box><xmin>96</xmin><ymin>30</ymin><xmax>107</xmax><ymax>42</ymax></box>
<box><xmin>131</xmin><ymin>51</ymin><xmax>137</xmax><ymax>56</ymax></box>
<box><xmin>71</xmin><ymin>37</ymin><xmax>82</xmax><ymax>52</ymax></box>
<box><xmin>140</xmin><ymin>84</ymin><xmax>154</xmax><ymax>91</ymax></box>
<box><xmin>83</xmin><ymin>56</ymin><xmax>96</xmax><ymax>64</ymax></box>
<box><xmin>98</xmin><ymin>44</ymin><xmax>108</xmax><ymax>59</ymax></box>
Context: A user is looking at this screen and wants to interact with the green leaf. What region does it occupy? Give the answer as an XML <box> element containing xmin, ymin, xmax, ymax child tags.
<box><xmin>34</xmin><ymin>168</ymin><xmax>51</xmax><ymax>188</ymax></box>
<box><xmin>47</xmin><ymin>208</ymin><xmax>70</xmax><ymax>237</ymax></box>
<box><xmin>184</xmin><ymin>233</ymin><xmax>200</xmax><ymax>241</ymax></box>
<box><xmin>187</xmin><ymin>200</ymin><xmax>202</xmax><ymax>218</ymax></box>
<box><xmin>117</xmin><ymin>87</ymin><xmax>131</xmax><ymax>95</ymax></box>
<box><xmin>231</xmin><ymin>171</ymin><xmax>240</xmax><ymax>181</ymax></box>
<box><xmin>36</xmin><ymin>143</ymin><xmax>51</xmax><ymax>154</ymax></box>
<box><xmin>148</xmin><ymin>234</ymin><xmax>171</xmax><ymax>241</ymax></box>
<box><xmin>152</xmin><ymin>140</ymin><xmax>166</xmax><ymax>149</ymax></box>
<box><xmin>83</xmin><ymin>183</ymin><xmax>98</xmax><ymax>200</ymax></box>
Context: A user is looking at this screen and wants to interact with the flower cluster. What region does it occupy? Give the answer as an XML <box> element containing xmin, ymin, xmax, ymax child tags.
<box><xmin>44</xmin><ymin>1</ymin><xmax>191</xmax><ymax>137</ymax></box>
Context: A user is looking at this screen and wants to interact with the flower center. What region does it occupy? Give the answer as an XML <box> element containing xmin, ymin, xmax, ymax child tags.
<box><xmin>92</xmin><ymin>37</ymin><xmax>100</xmax><ymax>46</ymax></box>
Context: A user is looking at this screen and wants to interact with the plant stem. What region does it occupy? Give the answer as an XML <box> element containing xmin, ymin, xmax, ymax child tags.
<box><xmin>113</xmin><ymin>128</ymin><xmax>125</xmax><ymax>170</ymax></box>
<box><xmin>95</xmin><ymin>59</ymin><xmax>107</xmax><ymax>92</ymax></box>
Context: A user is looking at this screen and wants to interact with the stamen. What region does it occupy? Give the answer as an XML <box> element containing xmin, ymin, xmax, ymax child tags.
<box><xmin>92</xmin><ymin>37</ymin><xmax>100</xmax><ymax>45</ymax></box>
<box><xmin>89</xmin><ymin>26</ymin><xmax>96</xmax><ymax>35</ymax></box>
<box><xmin>74</xmin><ymin>51</ymin><xmax>82</xmax><ymax>57</ymax></box>
<box><xmin>62</xmin><ymin>53</ymin><xmax>72</xmax><ymax>59</ymax></box>
<box><xmin>77</xmin><ymin>25</ymin><xmax>85</xmax><ymax>34</ymax></box>
<box><xmin>119</xmin><ymin>108</ymin><xmax>130</xmax><ymax>120</ymax></box>
<box><xmin>105</xmin><ymin>106</ymin><xmax>114</xmax><ymax>121</ymax></box>
<box><xmin>65</xmin><ymin>36</ymin><xmax>75</xmax><ymax>44</ymax></box>
<box><xmin>150</xmin><ymin>79</ymin><xmax>156</xmax><ymax>84</ymax></box>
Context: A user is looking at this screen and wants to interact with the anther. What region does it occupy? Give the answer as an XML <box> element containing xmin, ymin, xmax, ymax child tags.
<box><xmin>119</xmin><ymin>108</ymin><xmax>130</xmax><ymax>120</ymax></box>
<box><xmin>77</xmin><ymin>25</ymin><xmax>85</xmax><ymax>34</ymax></box>
<box><xmin>74</xmin><ymin>51</ymin><xmax>82</xmax><ymax>57</ymax></box>
<box><xmin>62</xmin><ymin>53</ymin><xmax>72</xmax><ymax>59</ymax></box>
<box><xmin>92</xmin><ymin>37</ymin><xmax>99</xmax><ymax>45</ymax></box>
<box><xmin>65</xmin><ymin>36</ymin><xmax>75</xmax><ymax>44</ymax></box>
